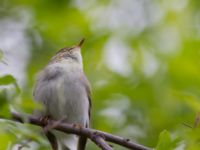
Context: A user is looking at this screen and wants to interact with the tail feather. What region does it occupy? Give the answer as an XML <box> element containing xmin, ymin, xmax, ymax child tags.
<box><xmin>53</xmin><ymin>130</ymin><xmax>79</xmax><ymax>150</ymax></box>
<box><xmin>78</xmin><ymin>136</ymin><xmax>87</xmax><ymax>150</ymax></box>
<box><xmin>61</xmin><ymin>145</ymin><xmax>70</xmax><ymax>150</ymax></box>
<box><xmin>46</xmin><ymin>131</ymin><xmax>58</xmax><ymax>150</ymax></box>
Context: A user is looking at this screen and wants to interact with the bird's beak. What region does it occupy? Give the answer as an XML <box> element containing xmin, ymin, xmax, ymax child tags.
<box><xmin>76</xmin><ymin>38</ymin><xmax>85</xmax><ymax>48</ymax></box>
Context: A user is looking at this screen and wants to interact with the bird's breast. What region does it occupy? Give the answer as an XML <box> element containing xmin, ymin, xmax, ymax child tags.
<box><xmin>45</xmin><ymin>65</ymin><xmax>89</xmax><ymax>125</ymax></box>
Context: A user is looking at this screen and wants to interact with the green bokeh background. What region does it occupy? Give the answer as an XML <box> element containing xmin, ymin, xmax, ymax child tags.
<box><xmin>0</xmin><ymin>0</ymin><xmax>200</xmax><ymax>149</ymax></box>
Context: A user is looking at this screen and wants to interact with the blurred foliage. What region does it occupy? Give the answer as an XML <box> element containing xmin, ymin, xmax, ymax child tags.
<box><xmin>0</xmin><ymin>0</ymin><xmax>200</xmax><ymax>149</ymax></box>
<box><xmin>156</xmin><ymin>130</ymin><xmax>180</xmax><ymax>150</ymax></box>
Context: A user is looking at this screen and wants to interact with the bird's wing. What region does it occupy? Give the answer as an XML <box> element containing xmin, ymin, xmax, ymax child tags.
<box><xmin>84</xmin><ymin>78</ymin><xmax>92</xmax><ymax>123</ymax></box>
<box><xmin>78</xmin><ymin>73</ymin><xmax>92</xmax><ymax>150</ymax></box>
<box><xmin>80</xmin><ymin>73</ymin><xmax>92</xmax><ymax>124</ymax></box>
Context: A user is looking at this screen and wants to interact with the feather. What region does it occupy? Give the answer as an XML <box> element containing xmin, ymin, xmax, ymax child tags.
<box><xmin>33</xmin><ymin>42</ymin><xmax>91</xmax><ymax>150</ymax></box>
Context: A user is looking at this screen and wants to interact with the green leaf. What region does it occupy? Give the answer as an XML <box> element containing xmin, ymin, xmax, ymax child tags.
<box><xmin>0</xmin><ymin>132</ymin><xmax>13</xmax><ymax>149</ymax></box>
<box><xmin>0</xmin><ymin>75</ymin><xmax>21</xmax><ymax>94</ymax></box>
<box><xmin>156</xmin><ymin>130</ymin><xmax>173</xmax><ymax>150</ymax></box>
<box><xmin>0</xmin><ymin>75</ymin><xmax>16</xmax><ymax>85</ymax></box>
<box><xmin>0</xmin><ymin>90</ymin><xmax>11</xmax><ymax>117</ymax></box>
<box><xmin>0</xmin><ymin>122</ymin><xmax>17</xmax><ymax>150</ymax></box>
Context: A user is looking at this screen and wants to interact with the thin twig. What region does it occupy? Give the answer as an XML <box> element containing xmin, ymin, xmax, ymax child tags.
<box><xmin>91</xmin><ymin>131</ymin><xmax>113</xmax><ymax>150</ymax></box>
<box><xmin>9</xmin><ymin>112</ymin><xmax>152</xmax><ymax>150</ymax></box>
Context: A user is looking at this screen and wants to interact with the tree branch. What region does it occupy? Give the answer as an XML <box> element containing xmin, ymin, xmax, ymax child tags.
<box><xmin>91</xmin><ymin>132</ymin><xmax>113</xmax><ymax>150</ymax></box>
<box><xmin>7</xmin><ymin>112</ymin><xmax>152</xmax><ymax>150</ymax></box>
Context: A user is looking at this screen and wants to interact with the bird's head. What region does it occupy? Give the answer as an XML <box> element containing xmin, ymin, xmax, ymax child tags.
<box><xmin>50</xmin><ymin>39</ymin><xmax>85</xmax><ymax>65</ymax></box>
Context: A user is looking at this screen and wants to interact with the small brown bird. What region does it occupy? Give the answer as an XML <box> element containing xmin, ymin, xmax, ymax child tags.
<box><xmin>33</xmin><ymin>39</ymin><xmax>91</xmax><ymax>150</ymax></box>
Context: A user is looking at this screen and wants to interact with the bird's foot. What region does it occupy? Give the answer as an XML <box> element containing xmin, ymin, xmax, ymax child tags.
<box><xmin>73</xmin><ymin>123</ymin><xmax>84</xmax><ymax>130</ymax></box>
<box><xmin>73</xmin><ymin>124</ymin><xmax>85</xmax><ymax>138</ymax></box>
<box><xmin>39</xmin><ymin>115</ymin><xmax>51</xmax><ymax>125</ymax></box>
<box><xmin>43</xmin><ymin>117</ymin><xmax>66</xmax><ymax>133</ymax></box>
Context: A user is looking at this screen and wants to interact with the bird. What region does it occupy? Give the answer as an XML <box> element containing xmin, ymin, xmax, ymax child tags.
<box><xmin>33</xmin><ymin>39</ymin><xmax>91</xmax><ymax>150</ymax></box>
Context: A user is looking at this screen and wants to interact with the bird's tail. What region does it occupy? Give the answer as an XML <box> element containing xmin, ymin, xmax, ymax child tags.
<box><xmin>53</xmin><ymin>130</ymin><xmax>79</xmax><ymax>150</ymax></box>
<box><xmin>46</xmin><ymin>131</ymin><xmax>58</xmax><ymax>150</ymax></box>
<box><xmin>77</xmin><ymin>136</ymin><xmax>87</xmax><ymax>150</ymax></box>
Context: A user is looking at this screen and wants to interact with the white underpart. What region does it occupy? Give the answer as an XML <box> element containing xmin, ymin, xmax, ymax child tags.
<box><xmin>34</xmin><ymin>50</ymin><xmax>89</xmax><ymax>150</ymax></box>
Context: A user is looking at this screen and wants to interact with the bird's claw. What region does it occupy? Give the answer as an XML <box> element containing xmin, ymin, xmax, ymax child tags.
<box><xmin>73</xmin><ymin>123</ymin><xmax>84</xmax><ymax>129</ymax></box>
<box><xmin>43</xmin><ymin>117</ymin><xmax>66</xmax><ymax>133</ymax></box>
<box><xmin>39</xmin><ymin>115</ymin><xmax>51</xmax><ymax>125</ymax></box>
